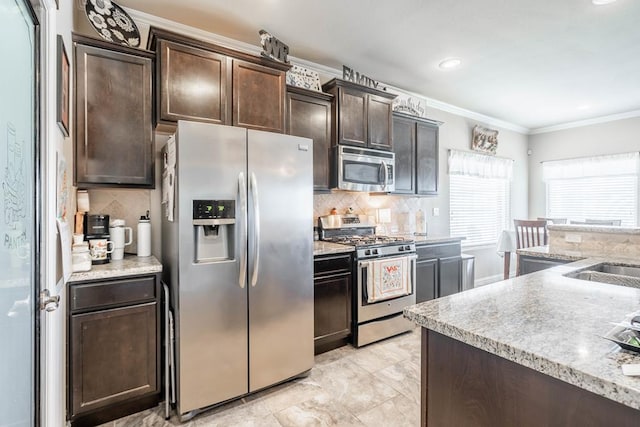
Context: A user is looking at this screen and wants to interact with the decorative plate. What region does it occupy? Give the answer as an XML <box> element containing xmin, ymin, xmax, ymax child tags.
<box><xmin>85</xmin><ymin>0</ymin><xmax>141</xmax><ymax>47</ymax></box>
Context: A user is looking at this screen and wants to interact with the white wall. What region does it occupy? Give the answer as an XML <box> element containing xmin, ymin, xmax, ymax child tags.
<box><xmin>528</xmin><ymin>116</ymin><xmax>640</xmax><ymax>220</ymax></box>
<box><xmin>426</xmin><ymin>108</ymin><xmax>529</xmax><ymax>284</ymax></box>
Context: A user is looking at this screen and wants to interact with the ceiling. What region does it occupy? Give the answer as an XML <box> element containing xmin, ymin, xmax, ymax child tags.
<box><xmin>116</xmin><ymin>0</ymin><xmax>640</xmax><ymax>132</ymax></box>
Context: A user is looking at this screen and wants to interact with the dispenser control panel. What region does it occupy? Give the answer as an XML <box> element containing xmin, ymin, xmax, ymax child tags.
<box><xmin>193</xmin><ymin>200</ymin><xmax>235</xmax><ymax>220</ymax></box>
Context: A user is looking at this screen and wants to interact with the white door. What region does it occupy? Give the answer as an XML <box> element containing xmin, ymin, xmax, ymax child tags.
<box><xmin>0</xmin><ymin>0</ymin><xmax>40</xmax><ymax>425</ymax></box>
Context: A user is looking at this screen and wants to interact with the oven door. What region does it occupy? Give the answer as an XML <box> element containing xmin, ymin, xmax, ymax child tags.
<box><xmin>337</xmin><ymin>146</ymin><xmax>395</xmax><ymax>192</ymax></box>
<box><xmin>357</xmin><ymin>254</ymin><xmax>416</xmax><ymax>323</ymax></box>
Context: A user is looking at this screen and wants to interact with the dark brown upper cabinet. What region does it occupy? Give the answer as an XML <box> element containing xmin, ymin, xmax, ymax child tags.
<box><xmin>233</xmin><ymin>60</ymin><xmax>286</xmax><ymax>133</ymax></box>
<box><xmin>285</xmin><ymin>86</ymin><xmax>333</xmax><ymax>192</ymax></box>
<box><xmin>392</xmin><ymin>112</ymin><xmax>442</xmax><ymax>196</ymax></box>
<box><xmin>322</xmin><ymin>79</ymin><xmax>396</xmax><ymax>151</ymax></box>
<box><xmin>157</xmin><ymin>39</ymin><xmax>231</xmax><ymax>125</ymax></box>
<box><xmin>148</xmin><ymin>27</ymin><xmax>289</xmax><ymax>133</ymax></box>
<box><xmin>74</xmin><ymin>35</ymin><xmax>155</xmax><ymax>188</ymax></box>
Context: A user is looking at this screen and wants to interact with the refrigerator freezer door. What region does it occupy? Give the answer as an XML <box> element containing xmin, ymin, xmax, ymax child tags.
<box><xmin>247</xmin><ymin>130</ymin><xmax>314</xmax><ymax>392</ymax></box>
<box><xmin>175</xmin><ymin>121</ymin><xmax>249</xmax><ymax>414</ymax></box>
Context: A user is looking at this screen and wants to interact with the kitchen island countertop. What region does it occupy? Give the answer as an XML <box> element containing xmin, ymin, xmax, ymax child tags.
<box><xmin>404</xmin><ymin>257</ymin><xmax>640</xmax><ymax>410</ymax></box>
<box><xmin>68</xmin><ymin>255</ymin><xmax>162</xmax><ymax>282</ymax></box>
<box><xmin>516</xmin><ymin>245</ymin><xmax>586</xmax><ymax>261</ymax></box>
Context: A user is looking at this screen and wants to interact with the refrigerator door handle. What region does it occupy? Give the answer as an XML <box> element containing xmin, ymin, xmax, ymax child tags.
<box><xmin>238</xmin><ymin>172</ymin><xmax>247</xmax><ymax>289</ymax></box>
<box><xmin>250</xmin><ymin>172</ymin><xmax>261</xmax><ymax>287</ymax></box>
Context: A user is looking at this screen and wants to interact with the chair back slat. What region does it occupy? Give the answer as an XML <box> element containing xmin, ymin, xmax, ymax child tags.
<box><xmin>514</xmin><ymin>219</ymin><xmax>548</xmax><ymax>249</ymax></box>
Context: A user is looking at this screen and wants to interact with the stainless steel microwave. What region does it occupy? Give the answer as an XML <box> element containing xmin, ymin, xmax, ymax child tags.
<box><xmin>333</xmin><ymin>145</ymin><xmax>395</xmax><ymax>192</ymax></box>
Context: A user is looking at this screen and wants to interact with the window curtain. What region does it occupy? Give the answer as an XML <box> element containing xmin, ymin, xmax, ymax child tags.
<box><xmin>448</xmin><ymin>149</ymin><xmax>513</xmax><ymax>180</ymax></box>
<box><xmin>542</xmin><ymin>152</ymin><xmax>640</xmax><ymax>181</ymax></box>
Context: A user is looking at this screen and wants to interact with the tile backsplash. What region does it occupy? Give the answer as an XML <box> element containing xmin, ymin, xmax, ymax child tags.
<box><xmin>86</xmin><ymin>189</ymin><xmax>151</xmax><ymax>254</ymax></box>
<box><xmin>314</xmin><ymin>192</ymin><xmax>435</xmax><ymax>234</ymax></box>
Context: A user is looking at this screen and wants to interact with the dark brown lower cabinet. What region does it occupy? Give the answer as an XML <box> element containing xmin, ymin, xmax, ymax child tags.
<box><xmin>421</xmin><ymin>329</ymin><xmax>639</xmax><ymax>427</ymax></box>
<box><xmin>68</xmin><ymin>274</ymin><xmax>160</xmax><ymax>426</ymax></box>
<box><xmin>415</xmin><ymin>258</ymin><xmax>437</xmax><ymax>303</ymax></box>
<box><xmin>416</xmin><ymin>241</ymin><xmax>462</xmax><ymax>301</ymax></box>
<box><xmin>437</xmin><ymin>256</ymin><xmax>462</xmax><ymax>298</ymax></box>
<box><xmin>314</xmin><ymin>253</ymin><xmax>353</xmax><ymax>354</ymax></box>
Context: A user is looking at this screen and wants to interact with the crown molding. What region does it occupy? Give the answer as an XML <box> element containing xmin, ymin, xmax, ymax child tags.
<box><xmin>128</xmin><ymin>6</ymin><xmax>640</xmax><ymax>137</ymax></box>
<box><xmin>529</xmin><ymin>109</ymin><xmax>640</xmax><ymax>135</ymax></box>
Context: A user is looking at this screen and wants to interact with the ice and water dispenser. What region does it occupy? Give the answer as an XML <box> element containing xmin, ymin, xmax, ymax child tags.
<box><xmin>193</xmin><ymin>199</ymin><xmax>235</xmax><ymax>262</ymax></box>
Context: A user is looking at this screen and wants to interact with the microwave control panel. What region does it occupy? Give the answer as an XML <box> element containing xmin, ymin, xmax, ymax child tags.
<box><xmin>193</xmin><ymin>200</ymin><xmax>235</xmax><ymax>220</ymax></box>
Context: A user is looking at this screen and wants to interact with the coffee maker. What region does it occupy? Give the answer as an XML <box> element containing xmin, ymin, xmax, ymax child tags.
<box><xmin>84</xmin><ymin>214</ymin><xmax>112</xmax><ymax>264</ymax></box>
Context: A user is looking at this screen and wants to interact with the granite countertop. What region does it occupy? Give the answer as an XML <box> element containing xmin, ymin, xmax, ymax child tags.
<box><xmin>313</xmin><ymin>241</ymin><xmax>354</xmax><ymax>256</ymax></box>
<box><xmin>516</xmin><ymin>245</ymin><xmax>586</xmax><ymax>262</ymax></box>
<box><xmin>390</xmin><ymin>233</ymin><xmax>464</xmax><ymax>245</ymax></box>
<box><xmin>68</xmin><ymin>255</ymin><xmax>163</xmax><ymax>282</ymax></box>
<box><xmin>404</xmin><ymin>257</ymin><xmax>640</xmax><ymax>410</ymax></box>
<box><xmin>549</xmin><ymin>224</ymin><xmax>640</xmax><ymax>234</ymax></box>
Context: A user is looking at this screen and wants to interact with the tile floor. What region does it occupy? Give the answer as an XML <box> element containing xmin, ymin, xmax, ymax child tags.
<box><xmin>102</xmin><ymin>328</ymin><xmax>421</xmax><ymax>426</ymax></box>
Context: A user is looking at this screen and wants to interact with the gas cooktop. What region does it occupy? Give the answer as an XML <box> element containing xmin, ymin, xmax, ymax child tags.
<box><xmin>324</xmin><ymin>235</ymin><xmax>414</xmax><ymax>248</ymax></box>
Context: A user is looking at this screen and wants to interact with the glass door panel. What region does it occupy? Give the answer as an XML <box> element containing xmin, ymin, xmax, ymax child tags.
<box><xmin>0</xmin><ymin>0</ymin><xmax>37</xmax><ymax>425</ymax></box>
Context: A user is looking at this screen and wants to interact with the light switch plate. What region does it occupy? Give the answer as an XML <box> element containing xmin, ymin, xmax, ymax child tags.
<box><xmin>565</xmin><ymin>233</ymin><xmax>582</xmax><ymax>243</ymax></box>
<box><xmin>432</xmin><ymin>208</ymin><xmax>440</xmax><ymax>217</ymax></box>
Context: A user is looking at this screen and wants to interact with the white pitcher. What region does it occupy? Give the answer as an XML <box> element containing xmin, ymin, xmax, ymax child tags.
<box><xmin>109</xmin><ymin>219</ymin><xmax>133</xmax><ymax>261</ymax></box>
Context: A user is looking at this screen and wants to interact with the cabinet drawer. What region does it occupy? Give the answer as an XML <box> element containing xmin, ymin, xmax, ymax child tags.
<box><xmin>314</xmin><ymin>254</ymin><xmax>352</xmax><ymax>276</ymax></box>
<box><xmin>71</xmin><ymin>276</ymin><xmax>156</xmax><ymax>312</ymax></box>
<box><xmin>416</xmin><ymin>242</ymin><xmax>461</xmax><ymax>260</ymax></box>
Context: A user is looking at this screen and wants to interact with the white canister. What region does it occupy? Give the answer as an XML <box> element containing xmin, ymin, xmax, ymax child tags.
<box><xmin>137</xmin><ymin>216</ymin><xmax>151</xmax><ymax>257</ymax></box>
<box><xmin>109</xmin><ymin>219</ymin><xmax>133</xmax><ymax>261</ymax></box>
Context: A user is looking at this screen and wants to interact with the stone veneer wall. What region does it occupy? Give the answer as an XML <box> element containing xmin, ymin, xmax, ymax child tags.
<box><xmin>314</xmin><ymin>192</ymin><xmax>435</xmax><ymax>234</ymax></box>
<box><xmin>549</xmin><ymin>227</ymin><xmax>640</xmax><ymax>258</ymax></box>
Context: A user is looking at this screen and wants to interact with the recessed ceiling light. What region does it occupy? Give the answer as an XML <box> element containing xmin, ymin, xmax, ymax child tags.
<box><xmin>438</xmin><ymin>58</ymin><xmax>462</xmax><ymax>70</ymax></box>
<box><xmin>577</xmin><ymin>104</ymin><xmax>591</xmax><ymax>110</ymax></box>
<box><xmin>592</xmin><ymin>0</ymin><xmax>617</xmax><ymax>5</ymax></box>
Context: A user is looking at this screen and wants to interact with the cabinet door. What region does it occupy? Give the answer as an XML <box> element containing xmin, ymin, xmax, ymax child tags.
<box><xmin>416</xmin><ymin>122</ymin><xmax>439</xmax><ymax>195</ymax></box>
<box><xmin>438</xmin><ymin>256</ymin><xmax>462</xmax><ymax>297</ymax></box>
<box><xmin>75</xmin><ymin>44</ymin><xmax>154</xmax><ymax>187</ymax></box>
<box><xmin>314</xmin><ymin>272</ymin><xmax>352</xmax><ymax>354</ymax></box>
<box><xmin>69</xmin><ymin>302</ymin><xmax>157</xmax><ymax>416</ymax></box>
<box><xmin>158</xmin><ymin>40</ymin><xmax>231</xmax><ymax>125</ymax></box>
<box><xmin>391</xmin><ymin>116</ymin><xmax>415</xmax><ymax>194</ymax></box>
<box><xmin>416</xmin><ymin>258</ymin><xmax>437</xmax><ymax>303</ymax></box>
<box><xmin>286</xmin><ymin>91</ymin><xmax>332</xmax><ymax>192</ymax></box>
<box><xmin>367</xmin><ymin>94</ymin><xmax>393</xmax><ymax>150</ymax></box>
<box><xmin>233</xmin><ymin>59</ymin><xmax>286</xmax><ymax>133</ymax></box>
<box><xmin>338</xmin><ymin>87</ymin><xmax>368</xmax><ymax>147</ymax></box>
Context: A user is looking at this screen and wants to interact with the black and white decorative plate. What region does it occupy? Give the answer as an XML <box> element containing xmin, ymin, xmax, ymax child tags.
<box><xmin>85</xmin><ymin>0</ymin><xmax>140</xmax><ymax>47</ymax></box>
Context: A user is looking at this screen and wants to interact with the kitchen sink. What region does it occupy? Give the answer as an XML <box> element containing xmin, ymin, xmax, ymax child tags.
<box><xmin>565</xmin><ymin>263</ymin><xmax>640</xmax><ymax>289</ymax></box>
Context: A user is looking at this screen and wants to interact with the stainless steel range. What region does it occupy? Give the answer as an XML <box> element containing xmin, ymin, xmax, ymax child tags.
<box><xmin>318</xmin><ymin>215</ymin><xmax>416</xmax><ymax>347</ymax></box>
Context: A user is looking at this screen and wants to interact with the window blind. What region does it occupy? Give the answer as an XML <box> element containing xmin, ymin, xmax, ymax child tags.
<box><xmin>543</xmin><ymin>152</ymin><xmax>639</xmax><ymax>227</ymax></box>
<box><xmin>449</xmin><ymin>150</ymin><xmax>512</xmax><ymax>246</ymax></box>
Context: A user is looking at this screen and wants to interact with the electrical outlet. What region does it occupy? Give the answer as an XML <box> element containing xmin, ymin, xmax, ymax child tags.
<box><xmin>432</xmin><ymin>208</ymin><xmax>440</xmax><ymax>217</ymax></box>
<box><xmin>565</xmin><ymin>234</ymin><xmax>582</xmax><ymax>243</ymax></box>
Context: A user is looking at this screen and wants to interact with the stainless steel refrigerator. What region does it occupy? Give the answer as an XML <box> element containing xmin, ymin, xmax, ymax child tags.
<box><xmin>161</xmin><ymin>121</ymin><xmax>314</xmax><ymax>419</ymax></box>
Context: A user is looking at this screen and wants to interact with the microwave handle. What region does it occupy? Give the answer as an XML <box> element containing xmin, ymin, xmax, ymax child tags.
<box><xmin>381</xmin><ymin>161</ymin><xmax>389</xmax><ymax>190</ymax></box>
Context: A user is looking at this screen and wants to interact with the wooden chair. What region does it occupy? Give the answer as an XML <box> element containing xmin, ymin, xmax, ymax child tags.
<box><xmin>514</xmin><ymin>219</ymin><xmax>548</xmax><ymax>276</ymax></box>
